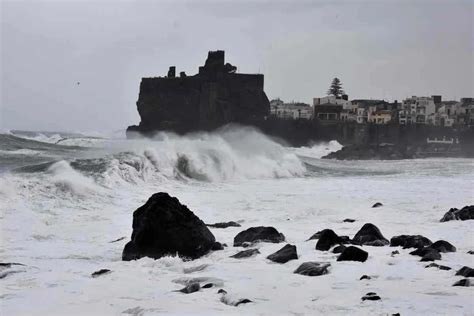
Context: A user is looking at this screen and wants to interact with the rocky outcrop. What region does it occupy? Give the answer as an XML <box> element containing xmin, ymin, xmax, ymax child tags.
<box><xmin>230</xmin><ymin>249</ymin><xmax>260</xmax><ymax>259</ymax></box>
<box><xmin>390</xmin><ymin>235</ymin><xmax>433</xmax><ymax>249</ymax></box>
<box><xmin>207</xmin><ymin>221</ymin><xmax>241</xmax><ymax>228</ymax></box>
<box><xmin>233</xmin><ymin>226</ymin><xmax>285</xmax><ymax>247</ymax></box>
<box><xmin>315</xmin><ymin>229</ymin><xmax>343</xmax><ymax>251</ymax></box>
<box><xmin>453</xmin><ymin>279</ymin><xmax>472</xmax><ymax>287</ymax></box>
<box><xmin>127</xmin><ymin>50</ymin><xmax>269</xmax><ymax>135</ymax></box>
<box><xmin>456</xmin><ymin>266</ymin><xmax>474</xmax><ymax>277</ymax></box>
<box><xmin>440</xmin><ymin>205</ymin><xmax>474</xmax><ymax>222</ymax></box>
<box><xmin>294</xmin><ymin>262</ymin><xmax>330</xmax><ymax>276</ymax></box>
<box><xmin>267</xmin><ymin>244</ymin><xmax>298</xmax><ymax>263</ymax></box>
<box><xmin>352</xmin><ymin>223</ymin><xmax>389</xmax><ymax>246</ymax></box>
<box><xmin>122</xmin><ymin>192</ymin><xmax>215</xmax><ymax>261</ymax></box>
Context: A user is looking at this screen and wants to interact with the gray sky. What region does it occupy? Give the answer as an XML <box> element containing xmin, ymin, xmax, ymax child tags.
<box><xmin>1</xmin><ymin>0</ymin><xmax>473</xmax><ymax>133</ymax></box>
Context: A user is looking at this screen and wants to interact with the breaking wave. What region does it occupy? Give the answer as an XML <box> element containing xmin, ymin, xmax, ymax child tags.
<box><xmin>0</xmin><ymin>127</ymin><xmax>344</xmax><ymax>189</ymax></box>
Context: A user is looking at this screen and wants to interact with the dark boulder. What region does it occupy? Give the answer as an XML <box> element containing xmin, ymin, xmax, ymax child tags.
<box><xmin>122</xmin><ymin>192</ymin><xmax>215</xmax><ymax>261</ymax></box>
<box><xmin>468</xmin><ymin>250</ymin><xmax>474</xmax><ymax>255</ymax></box>
<box><xmin>267</xmin><ymin>244</ymin><xmax>298</xmax><ymax>263</ymax></box>
<box><xmin>391</xmin><ymin>250</ymin><xmax>400</xmax><ymax>256</ymax></box>
<box><xmin>456</xmin><ymin>266</ymin><xmax>474</xmax><ymax>277</ymax></box>
<box><xmin>372</xmin><ymin>202</ymin><xmax>383</xmax><ymax>208</ymax></box>
<box><xmin>337</xmin><ymin>246</ymin><xmax>368</xmax><ymax>262</ymax></box>
<box><xmin>91</xmin><ymin>269</ymin><xmax>111</xmax><ymax>278</ymax></box>
<box><xmin>294</xmin><ymin>262</ymin><xmax>330</xmax><ymax>276</ymax></box>
<box><xmin>343</xmin><ymin>218</ymin><xmax>356</xmax><ymax>223</ymax></box>
<box><xmin>230</xmin><ymin>248</ymin><xmax>260</xmax><ymax>259</ymax></box>
<box><xmin>316</xmin><ymin>229</ymin><xmax>342</xmax><ymax>251</ymax></box>
<box><xmin>362</xmin><ymin>292</ymin><xmax>381</xmax><ymax>301</ymax></box>
<box><xmin>202</xmin><ymin>283</ymin><xmax>214</xmax><ymax>288</ymax></box>
<box><xmin>420</xmin><ymin>249</ymin><xmax>442</xmax><ymax>262</ymax></box>
<box><xmin>332</xmin><ymin>245</ymin><xmax>346</xmax><ymax>254</ymax></box>
<box><xmin>307</xmin><ymin>229</ymin><xmax>332</xmax><ymax>241</ymax></box>
<box><xmin>360</xmin><ymin>275</ymin><xmax>371</xmax><ymax>280</ymax></box>
<box><xmin>431</xmin><ymin>240</ymin><xmax>456</xmax><ymax>253</ymax></box>
<box><xmin>233</xmin><ymin>226</ymin><xmax>285</xmax><ymax>247</ymax></box>
<box><xmin>453</xmin><ymin>279</ymin><xmax>472</xmax><ymax>287</ymax></box>
<box><xmin>352</xmin><ymin>223</ymin><xmax>389</xmax><ymax>246</ymax></box>
<box><xmin>211</xmin><ymin>242</ymin><xmax>224</xmax><ymax>251</ymax></box>
<box><xmin>440</xmin><ymin>205</ymin><xmax>474</xmax><ymax>222</ymax></box>
<box><xmin>390</xmin><ymin>235</ymin><xmax>432</xmax><ymax>249</ymax></box>
<box><xmin>207</xmin><ymin>221</ymin><xmax>241</xmax><ymax>228</ymax></box>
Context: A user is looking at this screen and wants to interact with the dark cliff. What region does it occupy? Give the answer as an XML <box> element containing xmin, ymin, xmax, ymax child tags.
<box><xmin>127</xmin><ymin>50</ymin><xmax>270</xmax><ymax>135</ymax></box>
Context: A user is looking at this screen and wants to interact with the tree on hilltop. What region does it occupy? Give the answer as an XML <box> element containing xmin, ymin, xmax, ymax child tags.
<box><xmin>327</xmin><ymin>78</ymin><xmax>345</xmax><ymax>97</ymax></box>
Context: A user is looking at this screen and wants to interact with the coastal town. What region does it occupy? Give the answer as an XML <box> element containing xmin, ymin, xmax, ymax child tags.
<box><xmin>270</xmin><ymin>78</ymin><xmax>474</xmax><ymax>128</ymax></box>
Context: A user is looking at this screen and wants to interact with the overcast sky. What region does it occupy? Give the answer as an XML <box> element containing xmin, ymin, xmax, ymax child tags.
<box><xmin>1</xmin><ymin>0</ymin><xmax>473</xmax><ymax>133</ymax></box>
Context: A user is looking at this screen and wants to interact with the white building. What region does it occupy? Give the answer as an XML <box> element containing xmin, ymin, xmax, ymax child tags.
<box><xmin>399</xmin><ymin>96</ymin><xmax>436</xmax><ymax>125</ymax></box>
<box><xmin>313</xmin><ymin>95</ymin><xmax>352</xmax><ymax>110</ymax></box>
<box><xmin>270</xmin><ymin>99</ymin><xmax>313</xmax><ymax>120</ymax></box>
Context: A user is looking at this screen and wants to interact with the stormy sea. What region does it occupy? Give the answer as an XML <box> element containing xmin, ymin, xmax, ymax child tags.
<box><xmin>0</xmin><ymin>127</ymin><xmax>472</xmax><ymax>315</ymax></box>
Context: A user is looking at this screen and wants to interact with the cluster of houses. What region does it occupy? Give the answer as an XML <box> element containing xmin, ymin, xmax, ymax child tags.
<box><xmin>269</xmin><ymin>95</ymin><xmax>474</xmax><ymax>127</ymax></box>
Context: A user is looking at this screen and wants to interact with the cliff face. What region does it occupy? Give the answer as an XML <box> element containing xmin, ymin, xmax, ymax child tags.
<box><xmin>127</xmin><ymin>51</ymin><xmax>270</xmax><ymax>135</ymax></box>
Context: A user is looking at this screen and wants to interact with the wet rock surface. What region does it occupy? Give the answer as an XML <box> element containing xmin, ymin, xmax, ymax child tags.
<box><xmin>267</xmin><ymin>244</ymin><xmax>298</xmax><ymax>263</ymax></box>
<box><xmin>352</xmin><ymin>223</ymin><xmax>389</xmax><ymax>246</ymax></box>
<box><xmin>233</xmin><ymin>226</ymin><xmax>285</xmax><ymax>247</ymax></box>
<box><xmin>316</xmin><ymin>229</ymin><xmax>343</xmax><ymax>251</ymax></box>
<box><xmin>122</xmin><ymin>192</ymin><xmax>215</xmax><ymax>261</ymax></box>
<box><xmin>390</xmin><ymin>235</ymin><xmax>433</xmax><ymax>249</ymax></box>
<box><xmin>294</xmin><ymin>262</ymin><xmax>330</xmax><ymax>276</ymax></box>
<box><xmin>337</xmin><ymin>246</ymin><xmax>368</xmax><ymax>262</ymax></box>
<box><xmin>440</xmin><ymin>205</ymin><xmax>474</xmax><ymax>222</ymax></box>
<box><xmin>230</xmin><ymin>248</ymin><xmax>260</xmax><ymax>259</ymax></box>
<box><xmin>456</xmin><ymin>266</ymin><xmax>474</xmax><ymax>277</ymax></box>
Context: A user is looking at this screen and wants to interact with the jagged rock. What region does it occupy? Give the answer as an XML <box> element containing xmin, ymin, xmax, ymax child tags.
<box><xmin>337</xmin><ymin>246</ymin><xmax>368</xmax><ymax>262</ymax></box>
<box><xmin>230</xmin><ymin>248</ymin><xmax>260</xmax><ymax>259</ymax></box>
<box><xmin>390</xmin><ymin>235</ymin><xmax>433</xmax><ymax>249</ymax></box>
<box><xmin>420</xmin><ymin>249</ymin><xmax>442</xmax><ymax>262</ymax></box>
<box><xmin>332</xmin><ymin>245</ymin><xmax>346</xmax><ymax>254</ymax></box>
<box><xmin>233</xmin><ymin>226</ymin><xmax>285</xmax><ymax>247</ymax></box>
<box><xmin>425</xmin><ymin>263</ymin><xmax>451</xmax><ymax>270</ymax></box>
<box><xmin>391</xmin><ymin>250</ymin><xmax>400</xmax><ymax>256</ymax></box>
<box><xmin>362</xmin><ymin>292</ymin><xmax>381</xmax><ymax>301</ymax></box>
<box><xmin>343</xmin><ymin>218</ymin><xmax>356</xmax><ymax>223</ymax></box>
<box><xmin>207</xmin><ymin>221</ymin><xmax>241</xmax><ymax>228</ymax></box>
<box><xmin>267</xmin><ymin>244</ymin><xmax>298</xmax><ymax>263</ymax></box>
<box><xmin>122</xmin><ymin>192</ymin><xmax>215</xmax><ymax>261</ymax></box>
<box><xmin>294</xmin><ymin>262</ymin><xmax>330</xmax><ymax>276</ymax></box>
<box><xmin>456</xmin><ymin>266</ymin><xmax>474</xmax><ymax>277</ymax></box>
<box><xmin>431</xmin><ymin>240</ymin><xmax>456</xmax><ymax>253</ymax></box>
<box><xmin>178</xmin><ymin>282</ymin><xmax>201</xmax><ymax>294</ymax></box>
<box><xmin>316</xmin><ymin>229</ymin><xmax>342</xmax><ymax>251</ymax></box>
<box><xmin>307</xmin><ymin>229</ymin><xmax>332</xmax><ymax>241</ymax></box>
<box><xmin>352</xmin><ymin>223</ymin><xmax>389</xmax><ymax>246</ymax></box>
<box><xmin>211</xmin><ymin>242</ymin><xmax>224</xmax><ymax>251</ymax></box>
<box><xmin>372</xmin><ymin>202</ymin><xmax>383</xmax><ymax>208</ymax></box>
<box><xmin>360</xmin><ymin>275</ymin><xmax>371</xmax><ymax>280</ymax></box>
<box><xmin>440</xmin><ymin>205</ymin><xmax>474</xmax><ymax>222</ymax></box>
<box><xmin>91</xmin><ymin>269</ymin><xmax>111</xmax><ymax>278</ymax></box>
<box><xmin>453</xmin><ymin>279</ymin><xmax>472</xmax><ymax>287</ymax></box>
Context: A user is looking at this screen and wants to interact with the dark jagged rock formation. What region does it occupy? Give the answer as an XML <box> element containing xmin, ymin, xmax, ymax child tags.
<box><xmin>122</xmin><ymin>192</ymin><xmax>215</xmax><ymax>261</ymax></box>
<box><xmin>440</xmin><ymin>205</ymin><xmax>474</xmax><ymax>222</ymax></box>
<box><xmin>390</xmin><ymin>235</ymin><xmax>433</xmax><ymax>249</ymax></box>
<box><xmin>267</xmin><ymin>244</ymin><xmax>298</xmax><ymax>263</ymax></box>
<box><xmin>233</xmin><ymin>226</ymin><xmax>285</xmax><ymax>247</ymax></box>
<box><xmin>372</xmin><ymin>202</ymin><xmax>383</xmax><ymax>208</ymax></box>
<box><xmin>453</xmin><ymin>279</ymin><xmax>472</xmax><ymax>287</ymax></box>
<box><xmin>352</xmin><ymin>223</ymin><xmax>389</xmax><ymax>246</ymax></box>
<box><xmin>456</xmin><ymin>266</ymin><xmax>474</xmax><ymax>277</ymax></box>
<box><xmin>337</xmin><ymin>246</ymin><xmax>368</xmax><ymax>262</ymax></box>
<box><xmin>431</xmin><ymin>240</ymin><xmax>456</xmax><ymax>253</ymax></box>
<box><xmin>207</xmin><ymin>221</ymin><xmax>241</xmax><ymax>228</ymax></box>
<box><xmin>315</xmin><ymin>229</ymin><xmax>343</xmax><ymax>251</ymax></box>
<box><xmin>230</xmin><ymin>248</ymin><xmax>260</xmax><ymax>259</ymax></box>
<box><xmin>127</xmin><ymin>50</ymin><xmax>269</xmax><ymax>136</ymax></box>
<box><xmin>294</xmin><ymin>262</ymin><xmax>330</xmax><ymax>276</ymax></box>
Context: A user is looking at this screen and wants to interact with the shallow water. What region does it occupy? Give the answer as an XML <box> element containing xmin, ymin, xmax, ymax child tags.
<box><xmin>0</xmin><ymin>128</ymin><xmax>473</xmax><ymax>315</ymax></box>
